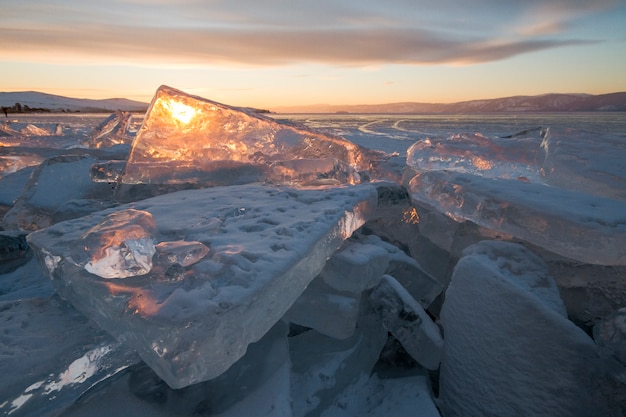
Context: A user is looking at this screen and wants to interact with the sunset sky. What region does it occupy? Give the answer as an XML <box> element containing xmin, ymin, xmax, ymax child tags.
<box><xmin>1</xmin><ymin>0</ymin><xmax>626</xmax><ymax>109</ymax></box>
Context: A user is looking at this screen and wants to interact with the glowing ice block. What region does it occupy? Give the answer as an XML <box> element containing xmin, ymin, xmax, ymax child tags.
<box><xmin>27</xmin><ymin>182</ymin><xmax>378</xmax><ymax>388</ymax></box>
<box><xmin>405</xmin><ymin>128</ymin><xmax>626</xmax><ymax>202</ymax></box>
<box><xmin>122</xmin><ymin>85</ymin><xmax>370</xmax><ymax>186</ymax></box>
<box><xmin>406</xmin><ymin>131</ymin><xmax>544</xmax><ymax>182</ymax></box>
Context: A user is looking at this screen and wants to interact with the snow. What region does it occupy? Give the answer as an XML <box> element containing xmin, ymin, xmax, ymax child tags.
<box><xmin>438</xmin><ymin>240</ymin><xmax>615</xmax><ymax>417</ymax></box>
<box><xmin>1</xmin><ymin>87</ymin><xmax>625</xmax><ymax>416</ymax></box>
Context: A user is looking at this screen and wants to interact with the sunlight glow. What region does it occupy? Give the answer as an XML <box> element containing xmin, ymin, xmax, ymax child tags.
<box><xmin>163</xmin><ymin>99</ymin><xmax>197</xmax><ymax>124</ymax></box>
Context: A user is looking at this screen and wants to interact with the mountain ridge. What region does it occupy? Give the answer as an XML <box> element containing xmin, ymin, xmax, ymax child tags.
<box><xmin>272</xmin><ymin>92</ymin><xmax>626</xmax><ymax>113</ymax></box>
<box><xmin>0</xmin><ymin>91</ymin><xmax>149</xmax><ymax>113</ymax></box>
<box><xmin>1</xmin><ymin>90</ymin><xmax>625</xmax><ymax>114</ymax></box>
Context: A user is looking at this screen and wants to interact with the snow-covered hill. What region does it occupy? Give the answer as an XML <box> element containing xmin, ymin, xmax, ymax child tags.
<box><xmin>0</xmin><ymin>91</ymin><xmax>149</xmax><ymax>113</ymax></box>
<box><xmin>273</xmin><ymin>92</ymin><xmax>626</xmax><ymax>113</ymax></box>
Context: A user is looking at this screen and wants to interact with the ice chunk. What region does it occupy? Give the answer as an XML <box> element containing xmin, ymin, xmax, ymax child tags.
<box><xmin>90</xmin><ymin>160</ymin><xmax>126</xmax><ymax>183</ymax></box>
<box><xmin>0</xmin><ymin>296</ymin><xmax>139</xmax><ymax>417</ymax></box>
<box><xmin>290</xmin><ymin>311</ymin><xmax>387</xmax><ymax>417</ymax></box>
<box><xmin>21</xmin><ymin>124</ymin><xmax>52</xmax><ymax>136</ymax></box>
<box><xmin>70</xmin><ymin>209</ymin><xmax>158</xmax><ymax>279</ymax></box>
<box><xmin>121</xmin><ymin>85</ymin><xmax>370</xmax><ymax>187</ymax></box>
<box><xmin>439</xmin><ymin>240</ymin><xmax>614</xmax><ymax>417</ymax></box>
<box><xmin>370</xmin><ymin>275</ymin><xmax>443</xmax><ymax>370</ymax></box>
<box><xmin>406</xmin><ymin>131</ymin><xmax>544</xmax><ymax>182</ymax></box>
<box><xmin>0</xmin><ymin>122</ymin><xmax>19</xmax><ymax>136</ymax></box>
<box><xmin>0</xmin><ymin>154</ymin><xmax>45</xmax><ymax>180</ymax></box>
<box><xmin>27</xmin><ymin>183</ymin><xmax>378</xmax><ymax>388</ymax></box>
<box><xmin>461</xmin><ymin>241</ymin><xmax>568</xmax><ymax>316</ymax></box>
<box><xmin>0</xmin><ymin>230</ymin><xmax>30</xmax><ymax>274</ymax></box>
<box><xmin>2</xmin><ymin>155</ymin><xmax>116</xmax><ymax>231</ymax></box>
<box><xmin>360</xmin><ymin>183</ymin><xmax>451</xmax><ymax>291</ymax></box>
<box><xmin>320</xmin><ymin>238</ymin><xmax>390</xmax><ymax>294</ymax></box>
<box><xmin>405</xmin><ymin>127</ymin><xmax>626</xmax><ymax>203</ymax></box>
<box><xmin>321</xmin><ymin>233</ymin><xmax>443</xmax><ymax>308</ymax></box>
<box><xmin>404</xmin><ymin>170</ymin><xmax>626</xmax><ymax>265</ymax></box>
<box><xmin>84</xmin><ymin>110</ymin><xmax>133</xmax><ymax>148</ymax></box>
<box><xmin>284</xmin><ymin>276</ymin><xmax>361</xmax><ymax>339</ymax></box>
<box><xmin>154</xmin><ymin>240</ymin><xmax>210</xmax><ymax>268</ymax></box>
<box><xmin>540</xmin><ymin>128</ymin><xmax>626</xmax><ymax>202</ymax></box>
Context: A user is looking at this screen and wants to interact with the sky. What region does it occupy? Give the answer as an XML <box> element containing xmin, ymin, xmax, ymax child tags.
<box><xmin>1</xmin><ymin>0</ymin><xmax>626</xmax><ymax>109</ymax></box>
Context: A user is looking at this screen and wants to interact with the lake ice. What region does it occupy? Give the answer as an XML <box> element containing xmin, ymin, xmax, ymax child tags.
<box><xmin>1</xmin><ymin>86</ymin><xmax>625</xmax><ymax>416</ymax></box>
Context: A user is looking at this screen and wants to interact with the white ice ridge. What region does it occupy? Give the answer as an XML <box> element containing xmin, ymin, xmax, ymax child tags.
<box><xmin>439</xmin><ymin>240</ymin><xmax>611</xmax><ymax>417</ymax></box>
<box><xmin>27</xmin><ymin>182</ymin><xmax>378</xmax><ymax>388</ymax></box>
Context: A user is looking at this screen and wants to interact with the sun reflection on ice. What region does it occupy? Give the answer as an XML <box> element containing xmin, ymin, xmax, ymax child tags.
<box><xmin>161</xmin><ymin>99</ymin><xmax>198</xmax><ymax>125</ymax></box>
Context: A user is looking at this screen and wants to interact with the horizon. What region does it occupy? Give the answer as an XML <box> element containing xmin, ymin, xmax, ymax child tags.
<box><xmin>1</xmin><ymin>1</ymin><xmax>626</xmax><ymax>108</ymax></box>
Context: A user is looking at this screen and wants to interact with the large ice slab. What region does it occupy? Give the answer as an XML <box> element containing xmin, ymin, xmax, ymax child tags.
<box><xmin>405</xmin><ymin>170</ymin><xmax>626</xmax><ymax>265</ymax></box>
<box><xmin>121</xmin><ymin>85</ymin><xmax>372</xmax><ymax>187</ymax></box>
<box><xmin>439</xmin><ymin>240</ymin><xmax>615</xmax><ymax>417</ymax></box>
<box><xmin>27</xmin><ymin>182</ymin><xmax>378</xmax><ymax>388</ymax></box>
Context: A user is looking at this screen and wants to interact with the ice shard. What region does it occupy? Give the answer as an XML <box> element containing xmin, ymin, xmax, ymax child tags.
<box><xmin>83</xmin><ymin>110</ymin><xmax>134</xmax><ymax>148</ymax></box>
<box><xmin>370</xmin><ymin>275</ymin><xmax>443</xmax><ymax>370</ymax></box>
<box><xmin>121</xmin><ymin>85</ymin><xmax>371</xmax><ymax>187</ymax></box>
<box><xmin>404</xmin><ymin>170</ymin><xmax>626</xmax><ymax>265</ymax></box>
<box><xmin>318</xmin><ymin>233</ymin><xmax>442</xmax><ymax>308</ymax></box>
<box><xmin>27</xmin><ymin>182</ymin><xmax>378</xmax><ymax>388</ymax></box>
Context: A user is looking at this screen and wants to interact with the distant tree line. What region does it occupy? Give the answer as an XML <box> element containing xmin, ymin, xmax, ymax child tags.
<box><xmin>2</xmin><ymin>103</ymin><xmax>53</xmax><ymax>114</ymax></box>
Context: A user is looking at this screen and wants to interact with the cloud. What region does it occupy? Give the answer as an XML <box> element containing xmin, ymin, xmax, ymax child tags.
<box><xmin>0</xmin><ymin>0</ymin><xmax>618</xmax><ymax>67</ymax></box>
<box><xmin>0</xmin><ymin>25</ymin><xmax>596</xmax><ymax>67</ymax></box>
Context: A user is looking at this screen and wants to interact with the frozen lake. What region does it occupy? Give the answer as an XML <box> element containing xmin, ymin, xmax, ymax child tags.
<box><xmin>5</xmin><ymin>111</ymin><xmax>626</xmax><ymax>154</ymax></box>
<box><xmin>1</xmin><ymin>102</ymin><xmax>625</xmax><ymax>417</ymax></box>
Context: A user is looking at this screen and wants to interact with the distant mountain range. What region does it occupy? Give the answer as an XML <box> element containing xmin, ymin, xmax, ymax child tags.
<box><xmin>273</xmin><ymin>92</ymin><xmax>626</xmax><ymax>113</ymax></box>
<box><xmin>0</xmin><ymin>91</ymin><xmax>149</xmax><ymax>113</ymax></box>
<box><xmin>1</xmin><ymin>90</ymin><xmax>625</xmax><ymax>114</ymax></box>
